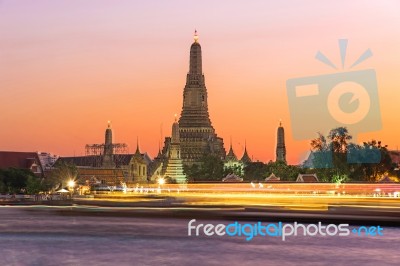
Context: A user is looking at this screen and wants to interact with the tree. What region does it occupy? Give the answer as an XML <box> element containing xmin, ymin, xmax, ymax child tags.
<box><xmin>223</xmin><ymin>164</ymin><xmax>244</xmax><ymax>178</ymax></box>
<box><xmin>328</xmin><ymin>127</ymin><xmax>352</xmax><ymax>153</ymax></box>
<box><xmin>331</xmin><ymin>174</ymin><xmax>349</xmax><ymax>184</ymax></box>
<box><xmin>243</xmin><ymin>162</ymin><xmax>267</xmax><ymax>181</ymax></box>
<box><xmin>309</xmin><ymin>127</ymin><xmax>395</xmax><ymax>182</ymax></box>
<box><xmin>26</xmin><ymin>176</ymin><xmax>42</xmax><ymax>194</ymax></box>
<box><xmin>358</xmin><ymin>140</ymin><xmax>395</xmax><ymax>181</ymax></box>
<box><xmin>0</xmin><ymin>168</ymin><xmax>36</xmax><ymax>193</ymax></box>
<box><xmin>0</xmin><ymin>179</ymin><xmax>5</xmax><ymax>193</ymax></box>
<box><xmin>184</xmin><ymin>155</ymin><xmax>224</xmax><ymax>181</ymax></box>
<box><xmin>49</xmin><ymin>161</ymin><xmax>78</xmax><ymax>190</ymax></box>
<box><xmin>309</xmin><ymin>127</ymin><xmax>352</xmax><ymax>181</ymax></box>
<box><xmin>265</xmin><ymin>161</ymin><xmax>303</xmax><ymax>181</ymax></box>
<box><xmin>310</xmin><ymin>132</ymin><xmax>328</xmax><ymax>152</ymax></box>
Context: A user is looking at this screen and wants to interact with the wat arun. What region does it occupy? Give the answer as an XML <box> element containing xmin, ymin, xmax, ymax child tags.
<box><xmin>170</xmin><ymin>31</ymin><xmax>226</xmax><ymax>166</ymax></box>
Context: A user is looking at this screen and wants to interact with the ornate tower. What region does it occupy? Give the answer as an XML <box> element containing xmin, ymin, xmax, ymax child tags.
<box><xmin>178</xmin><ymin>31</ymin><xmax>226</xmax><ymax>165</ymax></box>
<box><xmin>102</xmin><ymin>121</ymin><xmax>115</xmax><ymax>168</ymax></box>
<box><xmin>164</xmin><ymin>116</ymin><xmax>186</xmax><ymax>183</ymax></box>
<box><xmin>225</xmin><ymin>141</ymin><xmax>238</xmax><ymax>162</ymax></box>
<box><xmin>276</xmin><ymin>120</ymin><xmax>286</xmax><ymax>163</ymax></box>
<box><xmin>240</xmin><ymin>141</ymin><xmax>252</xmax><ymax>164</ymax></box>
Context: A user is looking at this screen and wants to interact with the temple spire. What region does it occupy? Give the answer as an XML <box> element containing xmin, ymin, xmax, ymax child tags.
<box><xmin>171</xmin><ymin>115</ymin><xmax>180</xmax><ymax>144</ymax></box>
<box><xmin>226</xmin><ymin>137</ymin><xmax>237</xmax><ymax>160</ymax></box>
<box><xmin>135</xmin><ymin>137</ymin><xmax>141</xmax><ymax>155</ymax></box>
<box><xmin>105</xmin><ymin>122</ymin><xmax>112</xmax><ymax>148</ymax></box>
<box><xmin>103</xmin><ymin>121</ymin><xmax>115</xmax><ymax>168</ymax></box>
<box><xmin>276</xmin><ymin>120</ymin><xmax>286</xmax><ymax>163</ymax></box>
<box><xmin>241</xmin><ymin>140</ymin><xmax>252</xmax><ymax>163</ymax></box>
<box><xmin>188</xmin><ymin>31</ymin><xmax>202</xmax><ymax>75</ymax></box>
<box><xmin>157</xmin><ymin>141</ymin><xmax>162</xmax><ymax>158</ymax></box>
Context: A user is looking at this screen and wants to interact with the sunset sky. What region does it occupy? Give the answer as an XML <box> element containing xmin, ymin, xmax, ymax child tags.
<box><xmin>1</xmin><ymin>0</ymin><xmax>399</xmax><ymax>164</ymax></box>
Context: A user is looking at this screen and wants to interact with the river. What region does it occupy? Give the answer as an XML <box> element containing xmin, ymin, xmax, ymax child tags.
<box><xmin>0</xmin><ymin>206</ymin><xmax>399</xmax><ymax>266</ymax></box>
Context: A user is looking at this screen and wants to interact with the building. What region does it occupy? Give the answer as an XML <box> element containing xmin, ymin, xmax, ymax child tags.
<box><xmin>0</xmin><ymin>151</ymin><xmax>44</xmax><ymax>177</ymax></box>
<box><xmin>37</xmin><ymin>152</ymin><xmax>59</xmax><ymax>170</ymax></box>
<box><xmin>222</xmin><ymin>174</ymin><xmax>243</xmax><ymax>182</ymax></box>
<box><xmin>223</xmin><ymin>140</ymin><xmax>253</xmax><ymax>176</ymax></box>
<box><xmin>57</xmin><ymin>123</ymin><xmax>151</xmax><ymax>185</ymax></box>
<box><xmin>224</xmin><ymin>142</ymin><xmax>239</xmax><ymax>167</ymax></box>
<box><xmin>128</xmin><ymin>141</ymin><xmax>148</xmax><ymax>183</ymax></box>
<box><xmin>173</xmin><ymin>31</ymin><xmax>226</xmax><ymax>165</ymax></box>
<box><xmin>163</xmin><ymin>117</ymin><xmax>187</xmax><ymax>183</ymax></box>
<box><xmin>265</xmin><ymin>173</ymin><xmax>281</xmax><ymax>182</ymax></box>
<box><xmin>296</xmin><ymin>173</ymin><xmax>319</xmax><ymax>182</ymax></box>
<box><xmin>276</xmin><ymin>121</ymin><xmax>286</xmax><ymax>163</ymax></box>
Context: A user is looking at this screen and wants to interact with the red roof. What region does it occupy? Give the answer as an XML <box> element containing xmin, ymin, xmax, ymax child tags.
<box><xmin>302</xmin><ymin>176</ymin><xmax>318</xmax><ymax>182</ymax></box>
<box><xmin>0</xmin><ymin>151</ymin><xmax>42</xmax><ymax>171</ymax></box>
<box><xmin>296</xmin><ymin>174</ymin><xmax>319</xmax><ymax>182</ymax></box>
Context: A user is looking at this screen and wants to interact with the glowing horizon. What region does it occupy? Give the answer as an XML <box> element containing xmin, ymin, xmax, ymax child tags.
<box><xmin>1</xmin><ymin>1</ymin><xmax>399</xmax><ymax>164</ymax></box>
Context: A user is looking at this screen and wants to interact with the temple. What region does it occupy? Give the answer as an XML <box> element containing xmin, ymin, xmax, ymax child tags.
<box><xmin>223</xmin><ymin>139</ymin><xmax>252</xmax><ymax>176</ymax></box>
<box><xmin>177</xmin><ymin>30</ymin><xmax>226</xmax><ymax>165</ymax></box>
<box><xmin>57</xmin><ymin>123</ymin><xmax>151</xmax><ymax>186</ymax></box>
<box><xmin>163</xmin><ymin>116</ymin><xmax>187</xmax><ymax>183</ymax></box>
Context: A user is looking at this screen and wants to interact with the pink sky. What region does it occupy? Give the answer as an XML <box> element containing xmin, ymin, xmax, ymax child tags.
<box><xmin>0</xmin><ymin>0</ymin><xmax>399</xmax><ymax>164</ymax></box>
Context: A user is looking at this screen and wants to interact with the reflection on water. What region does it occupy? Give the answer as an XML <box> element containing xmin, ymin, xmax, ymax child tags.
<box><xmin>0</xmin><ymin>206</ymin><xmax>399</xmax><ymax>266</ymax></box>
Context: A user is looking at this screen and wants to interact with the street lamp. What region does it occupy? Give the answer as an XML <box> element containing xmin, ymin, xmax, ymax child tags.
<box><xmin>157</xmin><ymin>177</ymin><xmax>165</xmax><ymax>193</ymax></box>
<box><xmin>68</xmin><ymin>180</ymin><xmax>75</xmax><ymax>199</ymax></box>
<box><xmin>158</xmin><ymin>177</ymin><xmax>165</xmax><ymax>185</ymax></box>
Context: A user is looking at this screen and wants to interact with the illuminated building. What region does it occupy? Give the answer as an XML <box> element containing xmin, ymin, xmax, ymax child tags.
<box><xmin>224</xmin><ymin>141</ymin><xmax>243</xmax><ymax>174</ymax></box>
<box><xmin>58</xmin><ymin>123</ymin><xmax>150</xmax><ymax>185</ymax></box>
<box><xmin>163</xmin><ymin>117</ymin><xmax>187</xmax><ymax>183</ymax></box>
<box><xmin>224</xmin><ymin>139</ymin><xmax>252</xmax><ymax>176</ymax></box>
<box><xmin>129</xmin><ymin>140</ymin><xmax>148</xmax><ymax>183</ymax></box>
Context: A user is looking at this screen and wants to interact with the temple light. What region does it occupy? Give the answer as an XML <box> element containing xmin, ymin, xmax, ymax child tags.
<box><xmin>68</xmin><ymin>180</ymin><xmax>76</xmax><ymax>188</ymax></box>
<box><xmin>158</xmin><ymin>177</ymin><xmax>165</xmax><ymax>185</ymax></box>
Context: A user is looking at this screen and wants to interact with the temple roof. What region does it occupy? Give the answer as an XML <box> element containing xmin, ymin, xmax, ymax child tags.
<box><xmin>58</xmin><ymin>154</ymin><xmax>133</xmax><ymax>168</ymax></box>
<box><xmin>265</xmin><ymin>173</ymin><xmax>281</xmax><ymax>182</ymax></box>
<box><xmin>225</xmin><ymin>144</ymin><xmax>238</xmax><ymax>161</ymax></box>
<box><xmin>240</xmin><ymin>143</ymin><xmax>252</xmax><ymax>163</ymax></box>
<box><xmin>134</xmin><ymin>137</ymin><xmax>141</xmax><ymax>157</ymax></box>
<box><xmin>296</xmin><ymin>174</ymin><xmax>319</xmax><ymax>183</ymax></box>
<box><xmin>222</xmin><ymin>173</ymin><xmax>243</xmax><ymax>182</ymax></box>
